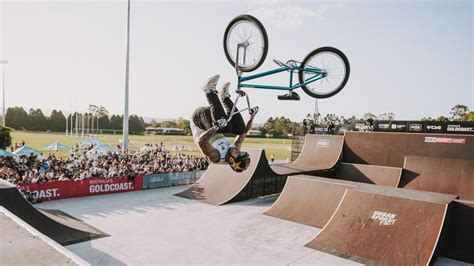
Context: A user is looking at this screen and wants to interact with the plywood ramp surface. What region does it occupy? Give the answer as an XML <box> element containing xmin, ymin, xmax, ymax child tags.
<box><xmin>306</xmin><ymin>185</ymin><xmax>457</xmax><ymax>265</ymax></box>
<box><xmin>271</xmin><ymin>135</ymin><xmax>343</xmax><ymax>176</ymax></box>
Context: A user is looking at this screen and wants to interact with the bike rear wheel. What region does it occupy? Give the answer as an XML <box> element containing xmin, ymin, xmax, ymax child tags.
<box><xmin>298</xmin><ymin>47</ymin><xmax>350</xmax><ymax>99</ymax></box>
<box><xmin>223</xmin><ymin>14</ymin><xmax>268</xmax><ymax>72</ymax></box>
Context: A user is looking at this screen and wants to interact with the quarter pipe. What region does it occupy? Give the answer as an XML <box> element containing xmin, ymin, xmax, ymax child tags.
<box><xmin>401</xmin><ymin>155</ymin><xmax>474</xmax><ymax>201</ymax></box>
<box><xmin>175</xmin><ymin>149</ymin><xmax>285</xmax><ymax>205</ymax></box>
<box><xmin>271</xmin><ymin>135</ymin><xmax>343</xmax><ymax>176</ymax></box>
<box><xmin>306</xmin><ymin>185</ymin><xmax>457</xmax><ymax>265</ymax></box>
<box><xmin>264</xmin><ymin>167</ymin><xmax>402</xmax><ymax>229</ymax></box>
<box><xmin>332</xmin><ymin>162</ymin><xmax>402</xmax><ymax>187</ymax></box>
<box><xmin>343</xmin><ymin>132</ymin><xmax>474</xmax><ymax>167</ymax></box>
<box><xmin>0</xmin><ymin>180</ymin><xmax>107</xmax><ymax>245</ymax></box>
<box><xmin>264</xmin><ymin>176</ymin><xmax>359</xmax><ymax>228</ymax></box>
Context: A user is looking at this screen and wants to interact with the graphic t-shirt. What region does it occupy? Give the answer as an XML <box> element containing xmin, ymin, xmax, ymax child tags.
<box><xmin>191</xmin><ymin>121</ymin><xmax>234</xmax><ymax>164</ymax></box>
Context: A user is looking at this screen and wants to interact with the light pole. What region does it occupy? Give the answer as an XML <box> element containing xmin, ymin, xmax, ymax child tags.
<box><xmin>0</xmin><ymin>60</ymin><xmax>8</xmax><ymax>127</ymax></box>
<box><xmin>122</xmin><ymin>0</ymin><xmax>131</xmax><ymax>152</ymax></box>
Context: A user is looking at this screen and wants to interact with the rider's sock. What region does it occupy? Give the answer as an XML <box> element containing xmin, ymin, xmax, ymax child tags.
<box><xmin>201</xmin><ymin>74</ymin><xmax>220</xmax><ymax>93</ymax></box>
<box><xmin>219</xmin><ymin>82</ymin><xmax>231</xmax><ymax>101</ymax></box>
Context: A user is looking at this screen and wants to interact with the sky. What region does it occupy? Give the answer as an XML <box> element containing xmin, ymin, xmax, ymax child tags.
<box><xmin>1</xmin><ymin>0</ymin><xmax>473</xmax><ymax>123</ymax></box>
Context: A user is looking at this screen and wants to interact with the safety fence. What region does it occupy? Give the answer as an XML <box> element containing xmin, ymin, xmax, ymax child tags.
<box><xmin>17</xmin><ymin>170</ymin><xmax>205</xmax><ymax>202</ymax></box>
<box><xmin>143</xmin><ymin>171</ymin><xmax>204</xmax><ymax>189</ymax></box>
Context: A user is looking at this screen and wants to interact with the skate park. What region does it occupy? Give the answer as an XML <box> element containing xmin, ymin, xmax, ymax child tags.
<box><xmin>2</xmin><ymin>1</ymin><xmax>473</xmax><ymax>265</ymax></box>
<box><xmin>1</xmin><ymin>130</ymin><xmax>473</xmax><ymax>265</ymax></box>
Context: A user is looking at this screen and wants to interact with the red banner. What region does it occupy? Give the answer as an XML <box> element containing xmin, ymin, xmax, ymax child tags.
<box><xmin>17</xmin><ymin>175</ymin><xmax>144</xmax><ymax>201</ymax></box>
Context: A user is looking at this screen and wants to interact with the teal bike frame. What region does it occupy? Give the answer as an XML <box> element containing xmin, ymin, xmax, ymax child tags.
<box><xmin>238</xmin><ymin>65</ymin><xmax>326</xmax><ymax>92</ymax></box>
<box><xmin>227</xmin><ymin>44</ymin><xmax>327</xmax><ymax>121</ymax></box>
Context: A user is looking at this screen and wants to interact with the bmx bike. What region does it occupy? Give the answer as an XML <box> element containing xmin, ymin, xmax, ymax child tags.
<box><xmin>222</xmin><ymin>14</ymin><xmax>350</xmax><ymax>121</ymax></box>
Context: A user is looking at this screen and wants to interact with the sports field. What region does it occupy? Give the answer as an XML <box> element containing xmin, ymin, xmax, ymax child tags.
<box><xmin>10</xmin><ymin>131</ymin><xmax>292</xmax><ymax>160</ymax></box>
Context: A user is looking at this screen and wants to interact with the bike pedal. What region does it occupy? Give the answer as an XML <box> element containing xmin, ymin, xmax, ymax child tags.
<box><xmin>277</xmin><ymin>92</ymin><xmax>300</xmax><ymax>101</ymax></box>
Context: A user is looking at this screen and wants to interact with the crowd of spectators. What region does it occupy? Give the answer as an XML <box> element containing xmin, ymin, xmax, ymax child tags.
<box><xmin>0</xmin><ymin>143</ymin><xmax>209</xmax><ymax>185</ymax></box>
<box><xmin>9</xmin><ymin>140</ymin><xmax>26</xmax><ymax>152</ymax></box>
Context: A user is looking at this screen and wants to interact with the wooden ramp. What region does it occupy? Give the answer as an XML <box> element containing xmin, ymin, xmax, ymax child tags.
<box><xmin>332</xmin><ymin>162</ymin><xmax>402</xmax><ymax>187</ymax></box>
<box><xmin>306</xmin><ymin>185</ymin><xmax>457</xmax><ymax>265</ymax></box>
<box><xmin>264</xmin><ymin>176</ymin><xmax>359</xmax><ymax>228</ymax></box>
<box><xmin>343</xmin><ymin>132</ymin><xmax>474</xmax><ymax>167</ymax></box>
<box><xmin>401</xmin><ymin>155</ymin><xmax>474</xmax><ymax>201</ymax></box>
<box><xmin>265</xmin><ymin>166</ymin><xmax>402</xmax><ymax>228</ymax></box>
<box><xmin>271</xmin><ymin>135</ymin><xmax>343</xmax><ymax>176</ymax></box>
<box><xmin>0</xmin><ymin>180</ymin><xmax>107</xmax><ymax>246</ymax></box>
<box><xmin>175</xmin><ymin>149</ymin><xmax>285</xmax><ymax>205</ymax></box>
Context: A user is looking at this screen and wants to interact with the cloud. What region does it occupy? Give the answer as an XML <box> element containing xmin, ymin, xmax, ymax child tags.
<box><xmin>251</xmin><ymin>3</ymin><xmax>335</xmax><ymax>28</ymax></box>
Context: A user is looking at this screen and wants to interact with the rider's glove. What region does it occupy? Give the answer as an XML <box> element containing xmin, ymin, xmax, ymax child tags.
<box><xmin>214</xmin><ymin>118</ymin><xmax>228</xmax><ymax>129</ymax></box>
<box><xmin>249</xmin><ymin>106</ymin><xmax>259</xmax><ymax>116</ymax></box>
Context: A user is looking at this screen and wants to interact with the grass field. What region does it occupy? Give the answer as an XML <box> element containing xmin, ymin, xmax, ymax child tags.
<box><xmin>10</xmin><ymin>131</ymin><xmax>292</xmax><ymax>160</ymax></box>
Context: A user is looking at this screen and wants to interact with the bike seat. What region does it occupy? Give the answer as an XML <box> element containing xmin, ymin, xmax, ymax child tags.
<box><xmin>273</xmin><ymin>59</ymin><xmax>299</xmax><ymax>69</ymax></box>
<box><xmin>273</xmin><ymin>59</ymin><xmax>290</xmax><ymax>68</ymax></box>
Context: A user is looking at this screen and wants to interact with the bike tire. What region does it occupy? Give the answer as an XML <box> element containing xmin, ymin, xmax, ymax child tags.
<box><xmin>223</xmin><ymin>14</ymin><xmax>268</xmax><ymax>72</ymax></box>
<box><xmin>298</xmin><ymin>47</ymin><xmax>350</xmax><ymax>99</ymax></box>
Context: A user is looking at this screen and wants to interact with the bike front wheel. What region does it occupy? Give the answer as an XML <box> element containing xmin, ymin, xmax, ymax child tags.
<box><xmin>223</xmin><ymin>14</ymin><xmax>268</xmax><ymax>72</ymax></box>
<box><xmin>298</xmin><ymin>47</ymin><xmax>350</xmax><ymax>99</ymax></box>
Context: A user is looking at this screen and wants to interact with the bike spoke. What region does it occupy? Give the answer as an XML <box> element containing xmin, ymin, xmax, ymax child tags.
<box><xmin>226</xmin><ymin>19</ymin><xmax>265</xmax><ymax>69</ymax></box>
<box><xmin>303</xmin><ymin>51</ymin><xmax>346</xmax><ymax>95</ymax></box>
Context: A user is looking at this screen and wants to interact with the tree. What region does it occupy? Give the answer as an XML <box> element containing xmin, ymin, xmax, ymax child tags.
<box><xmin>0</xmin><ymin>127</ymin><xmax>12</xmax><ymax>149</ymax></box>
<box><xmin>466</xmin><ymin>112</ymin><xmax>474</xmax><ymax>122</ymax></box>
<box><xmin>160</xmin><ymin>120</ymin><xmax>177</xmax><ymax>128</ymax></box>
<box><xmin>263</xmin><ymin>117</ymin><xmax>275</xmax><ymax>137</ymax></box>
<box><xmin>436</xmin><ymin>116</ymin><xmax>449</xmax><ymax>122</ymax></box>
<box><xmin>110</xmin><ymin>115</ymin><xmax>122</xmax><ymax>130</ymax></box>
<box><xmin>27</xmin><ymin>108</ymin><xmax>48</xmax><ymax>131</ymax></box>
<box><xmin>98</xmin><ymin>115</ymin><xmax>111</xmax><ymax>130</ymax></box>
<box><xmin>378</xmin><ymin>112</ymin><xmax>395</xmax><ymax>121</ymax></box>
<box><xmin>362</xmin><ymin>113</ymin><xmax>377</xmax><ymax>120</ymax></box>
<box><xmin>95</xmin><ymin>105</ymin><xmax>109</xmax><ymax>133</ymax></box>
<box><xmin>322</xmin><ymin>113</ymin><xmax>340</xmax><ymax>125</ymax></box>
<box><xmin>149</xmin><ymin>119</ymin><xmax>160</xmax><ymax>128</ymax></box>
<box><xmin>263</xmin><ymin>116</ymin><xmax>295</xmax><ymax>138</ymax></box>
<box><xmin>421</xmin><ymin>117</ymin><xmax>434</xmax><ymax>121</ymax></box>
<box><xmin>176</xmin><ymin>118</ymin><xmax>191</xmax><ymax>134</ymax></box>
<box><xmin>129</xmin><ymin>115</ymin><xmax>145</xmax><ymax>134</ymax></box>
<box><xmin>49</xmin><ymin>110</ymin><xmax>66</xmax><ymax>132</ymax></box>
<box><xmin>449</xmin><ymin>104</ymin><xmax>469</xmax><ymax>121</ymax></box>
<box><xmin>5</xmin><ymin>107</ymin><xmax>29</xmax><ymax>129</ymax></box>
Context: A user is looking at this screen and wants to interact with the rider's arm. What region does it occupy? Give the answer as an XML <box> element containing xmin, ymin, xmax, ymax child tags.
<box><xmin>234</xmin><ymin>115</ymin><xmax>255</xmax><ymax>149</ymax></box>
<box><xmin>198</xmin><ymin>126</ymin><xmax>221</xmax><ymax>163</ymax></box>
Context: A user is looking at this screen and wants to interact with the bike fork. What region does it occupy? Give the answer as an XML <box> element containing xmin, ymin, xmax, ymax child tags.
<box><xmin>227</xmin><ymin>90</ymin><xmax>252</xmax><ymax>122</ymax></box>
<box><xmin>228</xmin><ymin>43</ymin><xmax>254</xmax><ymax>122</ymax></box>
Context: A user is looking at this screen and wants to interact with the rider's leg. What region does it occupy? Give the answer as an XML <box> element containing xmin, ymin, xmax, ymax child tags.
<box><xmin>219</xmin><ymin>82</ymin><xmax>246</xmax><ymax>135</ymax></box>
<box><xmin>191</xmin><ymin>106</ymin><xmax>213</xmax><ymax>131</ymax></box>
<box><xmin>201</xmin><ymin>75</ymin><xmax>234</xmax><ymax>133</ymax></box>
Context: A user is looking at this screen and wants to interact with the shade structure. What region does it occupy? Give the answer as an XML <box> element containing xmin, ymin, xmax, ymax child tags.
<box><xmin>12</xmin><ymin>146</ymin><xmax>41</xmax><ymax>156</ymax></box>
<box><xmin>86</xmin><ymin>144</ymin><xmax>118</xmax><ymax>157</ymax></box>
<box><xmin>0</xmin><ymin>148</ymin><xmax>13</xmax><ymax>157</ymax></box>
<box><xmin>79</xmin><ymin>138</ymin><xmax>103</xmax><ymax>147</ymax></box>
<box><xmin>42</xmin><ymin>142</ymin><xmax>70</xmax><ymax>151</ymax></box>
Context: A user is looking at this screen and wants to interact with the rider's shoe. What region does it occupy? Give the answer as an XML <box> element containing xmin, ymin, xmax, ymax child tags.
<box><xmin>277</xmin><ymin>91</ymin><xmax>300</xmax><ymax>101</ymax></box>
<box><xmin>219</xmin><ymin>82</ymin><xmax>231</xmax><ymax>101</ymax></box>
<box><xmin>201</xmin><ymin>74</ymin><xmax>220</xmax><ymax>94</ymax></box>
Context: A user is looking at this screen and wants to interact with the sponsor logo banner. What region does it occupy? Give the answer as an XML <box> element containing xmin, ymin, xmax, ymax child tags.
<box><xmin>390</xmin><ymin>122</ymin><xmax>407</xmax><ymax>132</ymax></box>
<box><xmin>408</xmin><ymin>123</ymin><xmax>423</xmax><ymax>132</ymax></box>
<box><xmin>355</xmin><ymin>123</ymin><xmax>369</xmax><ymax>131</ymax></box>
<box><xmin>143</xmin><ymin>171</ymin><xmax>204</xmax><ymax>189</ymax></box>
<box><xmin>425</xmin><ymin>122</ymin><xmax>445</xmax><ymax>133</ymax></box>
<box><xmin>424</xmin><ymin>137</ymin><xmax>466</xmax><ymax>144</ymax></box>
<box><xmin>446</xmin><ymin>124</ymin><xmax>474</xmax><ymax>133</ymax></box>
<box><xmin>377</xmin><ymin>123</ymin><xmax>390</xmax><ymax>130</ymax></box>
<box><xmin>18</xmin><ymin>175</ymin><xmax>144</xmax><ymax>201</ymax></box>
